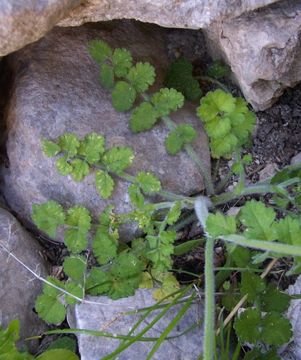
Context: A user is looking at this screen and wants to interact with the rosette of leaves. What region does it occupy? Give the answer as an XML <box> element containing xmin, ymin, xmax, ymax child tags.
<box><xmin>197</xmin><ymin>89</ymin><xmax>256</xmax><ymax>158</ymax></box>
<box><xmin>164</xmin><ymin>57</ymin><xmax>202</xmax><ymax>101</ymax></box>
<box><xmin>42</xmin><ymin>132</ymin><xmax>134</xmax><ymax>199</ymax></box>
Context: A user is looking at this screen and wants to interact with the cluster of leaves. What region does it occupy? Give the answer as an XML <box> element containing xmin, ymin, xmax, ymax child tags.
<box><xmin>31</xmin><ymin>158</ymin><xmax>186</xmax><ymax>323</ymax></box>
<box><xmin>0</xmin><ymin>320</ymin><xmax>78</xmax><ymax>359</ymax></box>
<box><xmin>42</xmin><ymin>132</ymin><xmax>134</xmax><ymax>199</ymax></box>
<box><xmin>164</xmin><ymin>57</ymin><xmax>202</xmax><ymax>101</ymax></box>
<box><xmin>88</xmin><ymin>40</ymin><xmax>198</xmax><ymax>155</ymax></box>
<box><xmin>206</xmin><ymin>60</ymin><xmax>230</xmax><ymax>80</ymax></box>
<box><xmin>206</xmin><ymin>199</ymin><xmax>301</xmax><ymax>356</ymax></box>
<box><xmin>197</xmin><ymin>89</ymin><xmax>256</xmax><ymax>158</ymax></box>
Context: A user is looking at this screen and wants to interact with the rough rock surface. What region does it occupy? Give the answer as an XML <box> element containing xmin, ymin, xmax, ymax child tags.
<box><xmin>279</xmin><ymin>276</ymin><xmax>301</xmax><ymax>359</ymax></box>
<box><xmin>205</xmin><ymin>0</ymin><xmax>301</xmax><ymax>110</ymax></box>
<box><xmin>0</xmin><ymin>0</ymin><xmax>81</xmax><ymax>56</ymax></box>
<box><xmin>0</xmin><ymin>0</ymin><xmax>279</xmax><ymax>56</ymax></box>
<box><xmin>2</xmin><ymin>21</ymin><xmax>210</xmax><ymax>242</ymax></box>
<box><xmin>0</xmin><ymin>208</ymin><xmax>48</xmax><ymax>351</ymax></box>
<box><xmin>67</xmin><ymin>290</ymin><xmax>203</xmax><ymax>360</ymax></box>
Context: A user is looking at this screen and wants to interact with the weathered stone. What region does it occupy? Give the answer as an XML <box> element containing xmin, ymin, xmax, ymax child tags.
<box><xmin>0</xmin><ymin>0</ymin><xmax>81</xmax><ymax>56</ymax></box>
<box><xmin>205</xmin><ymin>0</ymin><xmax>301</xmax><ymax>110</ymax></box>
<box><xmin>279</xmin><ymin>275</ymin><xmax>301</xmax><ymax>359</ymax></box>
<box><xmin>0</xmin><ymin>1</ymin><xmax>279</xmax><ymax>56</ymax></box>
<box><xmin>2</xmin><ymin>21</ymin><xmax>210</xmax><ymax>242</ymax></box>
<box><xmin>291</xmin><ymin>152</ymin><xmax>301</xmax><ymax>165</ymax></box>
<box><xmin>0</xmin><ymin>208</ymin><xmax>48</xmax><ymax>351</ymax></box>
<box><xmin>67</xmin><ymin>290</ymin><xmax>203</xmax><ymax>360</ymax></box>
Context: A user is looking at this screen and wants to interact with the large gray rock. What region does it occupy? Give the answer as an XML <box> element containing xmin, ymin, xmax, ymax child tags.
<box><xmin>0</xmin><ymin>0</ymin><xmax>81</xmax><ymax>56</ymax></box>
<box><xmin>205</xmin><ymin>0</ymin><xmax>301</xmax><ymax>110</ymax></box>
<box><xmin>0</xmin><ymin>208</ymin><xmax>48</xmax><ymax>351</ymax></box>
<box><xmin>0</xmin><ymin>0</ymin><xmax>278</xmax><ymax>56</ymax></box>
<box><xmin>2</xmin><ymin>21</ymin><xmax>210</xmax><ymax>242</ymax></box>
<box><xmin>67</xmin><ymin>290</ymin><xmax>203</xmax><ymax>360</ymax></box>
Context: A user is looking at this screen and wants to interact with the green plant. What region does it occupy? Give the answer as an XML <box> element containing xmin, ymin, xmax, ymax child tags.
<box><xmin>0</xmin><ymin>320</ymin><xmax>79</xmax><ymax>360</ymax></box>
<box><xmin>29</xmin><ymin>39</ymin><xmax>301</xmax><ymax>359</ymax></box>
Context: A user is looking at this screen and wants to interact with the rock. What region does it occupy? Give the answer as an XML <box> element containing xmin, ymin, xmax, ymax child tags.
<box><xmin>291</xmin><ymin>152</ymin><xmax>301</xmax><ymax>165</ymax></box>
<box><xmin>2</xmin><ymin>21</ymin><xmax>210</xmax><ymax>242</ymax></box>
<box><xmin>0</xmin><ymin>0</ymin><xmax>81</xmax><ymax>56</ymax></box>
<box><xmin>67</xmin><ymin>290</ymin><xmax>203</xmax><ymax>360</ymax></box>
<box><xmin>0</xmin><ymin>1</ymin><xmax>278</xmax><ymax>56</ymax></box>
<box><xmin>279</xmin><ymin>275</ymin><xmax>301</xmax><ymax>359</ymax></box>
<box><xmin>204</xmin><ymin>0</ymin><xmax>301</xmax><ymax>110</ymax></box>
<box><xmin>226</xmin><ymin>207</ymin><xmax>241</xmax><ymax>217</ymax></box>
<box><xmin>259</xmin><ymin>163</ymin><xmax>278</xmax><ymax>181</ymax></box>
<box><xmin>0</xmin><ymin>208</ymin><xmax>48</xmax><ymax>351</ymax></box>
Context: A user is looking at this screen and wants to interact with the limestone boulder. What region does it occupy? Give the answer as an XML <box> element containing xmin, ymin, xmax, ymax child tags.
<box><xmin>0</xmin><ymin>208</ymin><xmax>48</xmax><ymax>352</ymax></box>
<box><xmin>2</xmin><ymin>21</ymin><xmax>210</xmax><ymax>242</ymax></box>
<box><xmin>0</xmin><ymin>0</ymin><xmax>81</xmax><ymax>56</ymax></box>
<box><xmin>67</xmin><ymin>290</ymin><xmax>203</xmax><ymax>360</ymax></box>
<box><xmin>205</xmin><ymin>0</ymin><xmax>301</xmax><ymax>110</ymax></box>
<box><xmin>0</xmin><ymin>0</ymin><xmax>279</xmax><ymax>56</ymax></box>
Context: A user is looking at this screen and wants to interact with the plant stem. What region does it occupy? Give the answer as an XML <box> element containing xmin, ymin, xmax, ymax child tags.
<box><xmin>196</xmin><ymin>75</ymin><xmax>230</xmax><ymax>93</ymax></box>
<box><xmin>203</xmin><ymin>236</ymin><xmax>216</xmax><ymax>360</ymax></box>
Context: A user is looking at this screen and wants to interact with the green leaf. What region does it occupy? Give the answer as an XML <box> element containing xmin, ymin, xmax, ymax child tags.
<box><xmin>85</xmin><ymin>267</ymin><xmax>111</xmax><ymax>295</ymax></box>
<box><xmin>78</xmin><ymin>132</ymin><xmax>105</xmax><ymax>164</ymax></box>
<box><xmin>43</xmin><ymin>277</ymin><xmax>64</xmax><ymax>297</ymax></box>
<box><xmin>93</xmin><ymin>228</ymin><xmax>118</xmax><ymax>265</ymax></box>
<box><xmin>226</xmin><ymin>244</ymin><xmax>252</xmax><ymax>268</ymax></box>
<box><xmin>173</xmin><ymin>239</ymin><xmax>202</xmax><ymax>256</ymax></box>
<box><xmin>152</xmin><ymin>88</ymin><xmax>184</xmax><ymax>117</ymax></box>
<box><xmin>205</xmin><ymin>117</ymin><xmax>231</xmax><ymax>139</ymax></box>
<box><xmin>70</xmin><ymin>159</ymin><xmax>89</xmax><ymax>181</ymax></box>
<box><xmin>206</xmin><ymin>60</ymin><xmax>230</xmax><ymax>79</ymax></box>
<box><xmin>95</xmin><ymin>170</ymin><xmax>115</xmax><ymax>199</ymax></box>
<box><xmin>58</xmin><ymin>133</ymin><xmax>80</xmax><ymax>157</ymax></box>
<box><xmin>88</xmin><ymin>40</ymin><xmax>112</xmax><ymax>64</ymax></box>
<box><xmin>261</xmin><ymin>313</ymin><xmax>292</xmax><ymax>346</ymax></box>
<box><xmin>164</xmin><ymin>57</ymin><xmax>202</xmax><ymax>101</ymax></box>
<box><xmin>63</xmin><ymin>255</ymin><xmax>87</xmax><ymax>283</ymax></box>
<box><xmin>275</xmin><ymin>216</ymin><xmax>301</xmax><ymax>246</ymax></box>
<box><xmin>129</xmin><ymin>102</ymin><xmax>158</xmax><ymax>133</ymax></box>
<box><xmin>240</xmin><ymin>272</ymin><xmax>266</xmax><ymax>302</ymax></box>
<box><xmin>112</xmin><ymin>48</ymin><xmax>133</xmax><ymax>77</ymax></box>
<box><xmin>165</xmin><ymin>124</ymin><xmax>197</xmax><ymax>155</ymax></box>
<box><xmin>64</xmin><ymin>229</ymin><xmax>88</xmax><ymax>253</ymax></box>
<box><xmin>66</xmin><ymin>206</ymin><xmax>91</xmax><ymax>232</ymax></box>
<box><xmin>110</xmin><ymin>252</ymin><xmax>143</xmax><ymax>278</ymax></box>
<box><xmin>35</xmin><ymin>293</ymin><xmax>66</xmax><ymax>324</ymax></box>
<box><xmin>136</xmin><ymin>171</ymin><xmax>161</xmax><ymax>193</ymax></box>
<box><xmin>64</xmin><ymin>282</ymin><xmax>83</xmax><ymax>305</ymax></box>
<box><xmin>128</xmin><ymin>184</ymin><xmax>144</xmax><ymax>208</ymax></box>
<box><xmin>103</xmin><ymin>146</ymin><xmax>134</xmax><ymax>174</ymax></box>
<box><xmin>243</xmin><ymin>348</ymin><xmax>280</xmax><ymax>360</ymax></box>
<box><xmin>46</xmin><ymin>337</ymin><xmax>77</xmax><ymax>352</ymax></box>
<box><xmin>36</xmin><ymin>349</ymin><xmax>79</xmax><ymax>360</ymax></box>
<box><xmin>234</xmin><ymin>308</ymin><xmax>261</xmax><ymax>344</ymax></box>
<box><xmin>99</xmin><ymin>63</ymin><xmax>114</xmax><ymax>89</ymax></box>
<box><xmin>261</xmin><ymin>284</ymin><xmax>291</xmax><ymax>313</ymax></box>
<box><xmin>56</xmin><ymin>156</ymin><xmax>73</xmax><ymax>176</ymax></box>
<box><xmin>42</xmin><ymin>140</ymin><xmax>61</xmax><ymax>157</ymax></box>
<box><xmin>111</xmin><ymin>81</ymin><xmax>136</xmax><ymax>111</ymax></box>
<box><xmin>271</xmin><ymin>163</ymin><xmax>301</xmax><ymax>185</ymax></box>
<box><xmin>166</xmin><ymin>202</ymin><xmax>181</xmax><ymax>225</ymax></box>
<box><xmin>127</xmin><ymin>62</ymin><xmax>155</xmax><ymax>93</ymax></box>
<box><xmin>206</xmin><ymin>213</ymin><xmax>236</xmax><ymax>238</ymax></box>
<box><xmin>239</xmin><ymin>200</ymin><xmax>277</xmax><ymax>241</ymax></box>
<box><xmin>152</xmin><ymin>273</ymin><xmax>180</xmax><ymax>301</ymax></box>
<box><xmin>32</xmin><ymin>201</ymin><xmax>65</xmax><ymax>238</ymax></box>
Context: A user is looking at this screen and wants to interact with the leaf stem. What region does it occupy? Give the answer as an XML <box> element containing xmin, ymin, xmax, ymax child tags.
<box><xmin>203</xmin><ymin>236</ymin><xmax>216</xmax><ymax>360</ymax></box>
<box><xmin>196</xmin><ymin>75</ymin><xmax>230</xmax><ymax>93</ymax></box>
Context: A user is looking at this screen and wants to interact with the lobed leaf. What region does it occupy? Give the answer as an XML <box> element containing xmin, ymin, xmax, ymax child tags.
<box><xmin>240</xmin><ymin>272</ymin><xmax>265</xmax><ymax>303</ymax></box>
<box><xmin>111</xmin><ymin>81</ymin><xmax>136</xmax><ymax>111</ymax></box>
<box><xmin>112</xmin><ymin>48</ymin><xmax>133</xmax><ymax>77</ymax></box>
<box><xmin>42</xmin><ymin>140</ymin><xmax>61</xmax><ymax>157</ymax></box>
<box><xmin>63</xmin><ymin>255</ymin><xmax>87</xmax><ymax>283</ymax></box>
<box><xmin>126</xmin><ymin>62</ymin><xmax>155</xmax><ymax>93</ymax></box>
<box><xmin>56</xmin><ymin>156</ymin><xmax>73</xmax><ymax>176</ymax></box>
<box><xmin>128</xmin><ymin>184</ymin><xmax>144</xmax><ymax>208</ymax></box>
<box><xmin>129</xmin><ymin>102</ymin><xmax>158</xmax><ymax>133</ymax></box>
<box><xmin>35</xmin><ymin>294</ymin><xmax>66</xmax><ymax>325</ymax></box>
<box><xmin>78</xmin><ymin>132</ymin><xmax>105</xmax><ymax>165</ymax></box>
<box><xmin>32</xmin><ymin>201</ymin><xmax>65</xmax><ymax>238</ymax></box>
<box><xmin>206</xmin><ymin>213</ymin><xmax>236</xmax><ymax>238</ymax></box>
<box><xmin>152</xmin><ymin>88</ymin><xmax>184</xmax><ymax>117</ymax></box>
<box><xmin>58</xmin><ymin>133</ymin><xmax>79</xmax><ymax>157</ymax></box>
<box><xmin>70</xmin><ymin>159</ymin><xmax>89</xmax><ymax>182</ymax></box>
<box><xmin>166</xmin><ymin>202</ymin><xmax>182</xmax><ymax>225</ymax></box>
<box><xmin>92</xmin><ymin>228</ymin><xmax>118</xmax><ymax>265</ymax></box>
<box><xmin>103</xmin><ymin>146</ymin><xmax>134</xmax><ymax>174</ymax></box>
<box><xmin>136</xmin><ymin>171</ymin><xmax>161</xmax><ymax>193</ymax></box>
<box><xmin>165</xmin><ymin>124</ymin><xmax>197</xmax><ymax>155</ymax></box>
<box><xmin>95</xmin><ymin>170</ymin><xmax>115</xmax><ymax>199</ymax></box>
<box><xmin>88</xmin><ymin>40</ymin><xmax>112</xmax><ymax>64</ymax></box>
<box><xmin>99</xmin><ymin>63</ymin><xmax>114</xmax><ymax>89</ymax></box>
